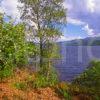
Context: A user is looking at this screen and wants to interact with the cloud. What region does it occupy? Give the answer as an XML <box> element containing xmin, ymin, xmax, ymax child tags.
<box><xmin>82</xmin><ymin>24</ymin><xmax>94</xmax><ymax>35</ymax></box>
<box><xmin>67</xmin><ymin>17</ymin><xmax>85</xmax><ymax>25</ymax></box>
<box><xmin>65</xmin><ymin>0</ymin><xmax>100</xmax><ymax>35</ymax></box>
<box><xmin>0</xmin><ymin>0</ymin><xmax>22</xmax><ymax>20</ymax></box>
<box><xmin>87</xmin><ymin>0</ymin><xmax>95</xmax><ymax>13</ymax></box>
<box><xmin>0</xmin><ymin>7</ymin><xmax>3</xmax><ymax>13</ymax></box>
<box><xmin>58</xmin><ymin>35</ymin><xmax>82</xmax><ymax>42</ymax></box>
<box><xmin>1</xmin><ymin>0</ymin><xmax>100</xmax><ymax>39</ymax></box>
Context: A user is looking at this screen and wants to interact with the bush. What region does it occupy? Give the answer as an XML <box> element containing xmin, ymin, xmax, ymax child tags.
<box><xmin>57</xmin><ymin>88</ymin><xmax>71</xmax><ymax>100</ymax></box>
<box><xmin>0</xmin><ymin>14</ymin><xmax>35</xmax><ymax>81</ymax></box>
<box><xmin>32</xmin><ymin>74</ymin><xmax>48</xmax><ymax>88</ymax></box>
<box><xmin>0</xmin><ymin>65</ymin><xmax>13</xmax><ymax>81</ymax></box>
<box><xmin>0</xmin><ymin>15</ymin><xmax>27</xmax><ymax>80</ymax></box>
<box><xmin>55</xmin><ymin>83</ymin><xmax>71</xmax><ymax>100</ymax></box>
<box><xmin>94</xmin><ymin>95</ymin><xmax>100</xmax><ymax>100</ymax></box>
<box><xmin>47</xmin><ymin>67</ymin><xmax>59</xmax><ymax>86</ymax></box>
<box><xmin>73</xmin><ymin>60</ymin><xmax>100</xmax><ymax>99</ymax></box>
<box><xmin>14</xmin><ymin>82</ymin><xmax>27</xmax><ymax>90</ymax></box>
<box><xmin>32</xmin><ymin>68</ymin><xmax>58</xmax><ymax>88</ymax></box>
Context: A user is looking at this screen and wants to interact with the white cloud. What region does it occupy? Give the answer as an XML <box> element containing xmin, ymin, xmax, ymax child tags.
<box><xmin>0</xmin><ymin>8</ymin><xmax>4</xmax><ymax>13</ymax></box>
<box><xmin>63</xmin><ymin>2</ymin><xmax>72</xmax><ymax>10</ymax></box>
<box><xmin>82</xmin><ymin>24</ymin><xmax>94</xmax><ymax>35</ymax></box>
<box><xmin>87</xmin><ymin>0</ymin><xmax>95</xmax><ymax>13</ymax></box>
<box><xmin>67</xmin><ymin>17</ymin><xmax>85</xmax><ymax>25</ymax></box>
<box><xmin>67</xmin><ymin>17</ymin><xmax>95</xmax><ymax>36</ymax></box>
<box><xmin>58</xmin><ymin>35</ymin><xmax>82</xmax><ymax>42</ymax></box>
<box><xmin>0</xmin><ymin>0</ymin><xmax>22</xmax><ymax>20</ymax></box>
<box><xmin>65</xmin><ymin>0</ymin><xmax>100</xmax><ymax>36</ymax></box>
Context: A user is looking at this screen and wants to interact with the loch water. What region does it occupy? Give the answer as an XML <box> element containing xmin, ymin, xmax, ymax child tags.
<box><xmin>55</xmin><ymin>44</ymin><xmax>100</xmax><ymax>82</ymax></box>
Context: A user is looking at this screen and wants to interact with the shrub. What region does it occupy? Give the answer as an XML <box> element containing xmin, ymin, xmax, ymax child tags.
<box><xmin>32</xmin><ymin>74</ymin><xmax>48</xmax><ymax>88</ymax></box>
<box><xmin>73</xmin><ymin>60</ymin><xmax>100</xmax><ymax>99</ymax></box>
<box><xmin>94</xmin><ymin>95</ymin><xmax>100</xmax><ymax>100</ymax></box>
<box><xmin>55</xmin><ymin>83</ymin><xmax>71</xmax><ymax>100</ymax></box>
<box><xmin>58</xmin><ymin>88</ymin><xmax>71</xmax><ymax>100</ymax></box>
<box><xmin>14</xmin><ymin>82</ymin><xmax>27</xmax><ymax>90</ymax></box>
<box><xmin>0</xmin><ymin>66</ymin><xmax>13</xmax><ymax>81</ymax></box>
<box><xmin>32</xmin><ymin>68</ymin><xmax>58</xmax><ymax>88</ymax></box>
<box><xmin>0</xmin><ymin>14</ymin><xmax>35</xmax><ymax>81</ymax></box>
<box><xmin>47</xmin><ymin>67</ymin><xmax>59</xmax><ymax>86</ymax></box>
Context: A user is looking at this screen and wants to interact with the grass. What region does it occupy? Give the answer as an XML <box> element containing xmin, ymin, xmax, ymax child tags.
<box><xmin>0</xmin><ymin>61</ymin><xmax>99</xmax><ymax>100</ymax></box>
<box><xmin>0</xmin><ymin>68</ymin><xmax>63</xmax><ymax>99</ymax></box>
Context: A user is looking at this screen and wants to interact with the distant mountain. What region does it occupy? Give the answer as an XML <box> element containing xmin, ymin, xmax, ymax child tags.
<box><xmin>59</xmin><ymin>36</ymin><xmax>100</xmax><ymax>46</ymax></box>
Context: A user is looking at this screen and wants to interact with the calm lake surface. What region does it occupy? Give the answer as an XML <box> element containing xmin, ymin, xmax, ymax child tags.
<box><xmin>55</xmin><ymin>44</ymin><xmax>100</xmax><ymax>82</ymax></box>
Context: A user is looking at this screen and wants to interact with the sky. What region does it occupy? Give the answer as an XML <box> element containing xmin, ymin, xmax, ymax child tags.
<box><xmin>0</xmin><ymin>0</ymin><xmax>100</xmax><ymax>41</ymax></box>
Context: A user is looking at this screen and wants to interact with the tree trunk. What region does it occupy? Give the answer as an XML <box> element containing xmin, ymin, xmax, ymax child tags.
<box><xmin>47</xmin><ymin>60</ymin><xmax>51</xmax><ymax>79</ymax></box>
<box><xmin>40</xmin><ymin>37</ymin><xmax>43</xmax><ymax>68</ymax></box>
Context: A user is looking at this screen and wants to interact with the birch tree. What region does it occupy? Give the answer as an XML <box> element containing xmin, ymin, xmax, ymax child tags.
<box><xmin>19</xmin><ymin>0</ymin><xmax>66</xmax><ymax>75</ymax></box>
